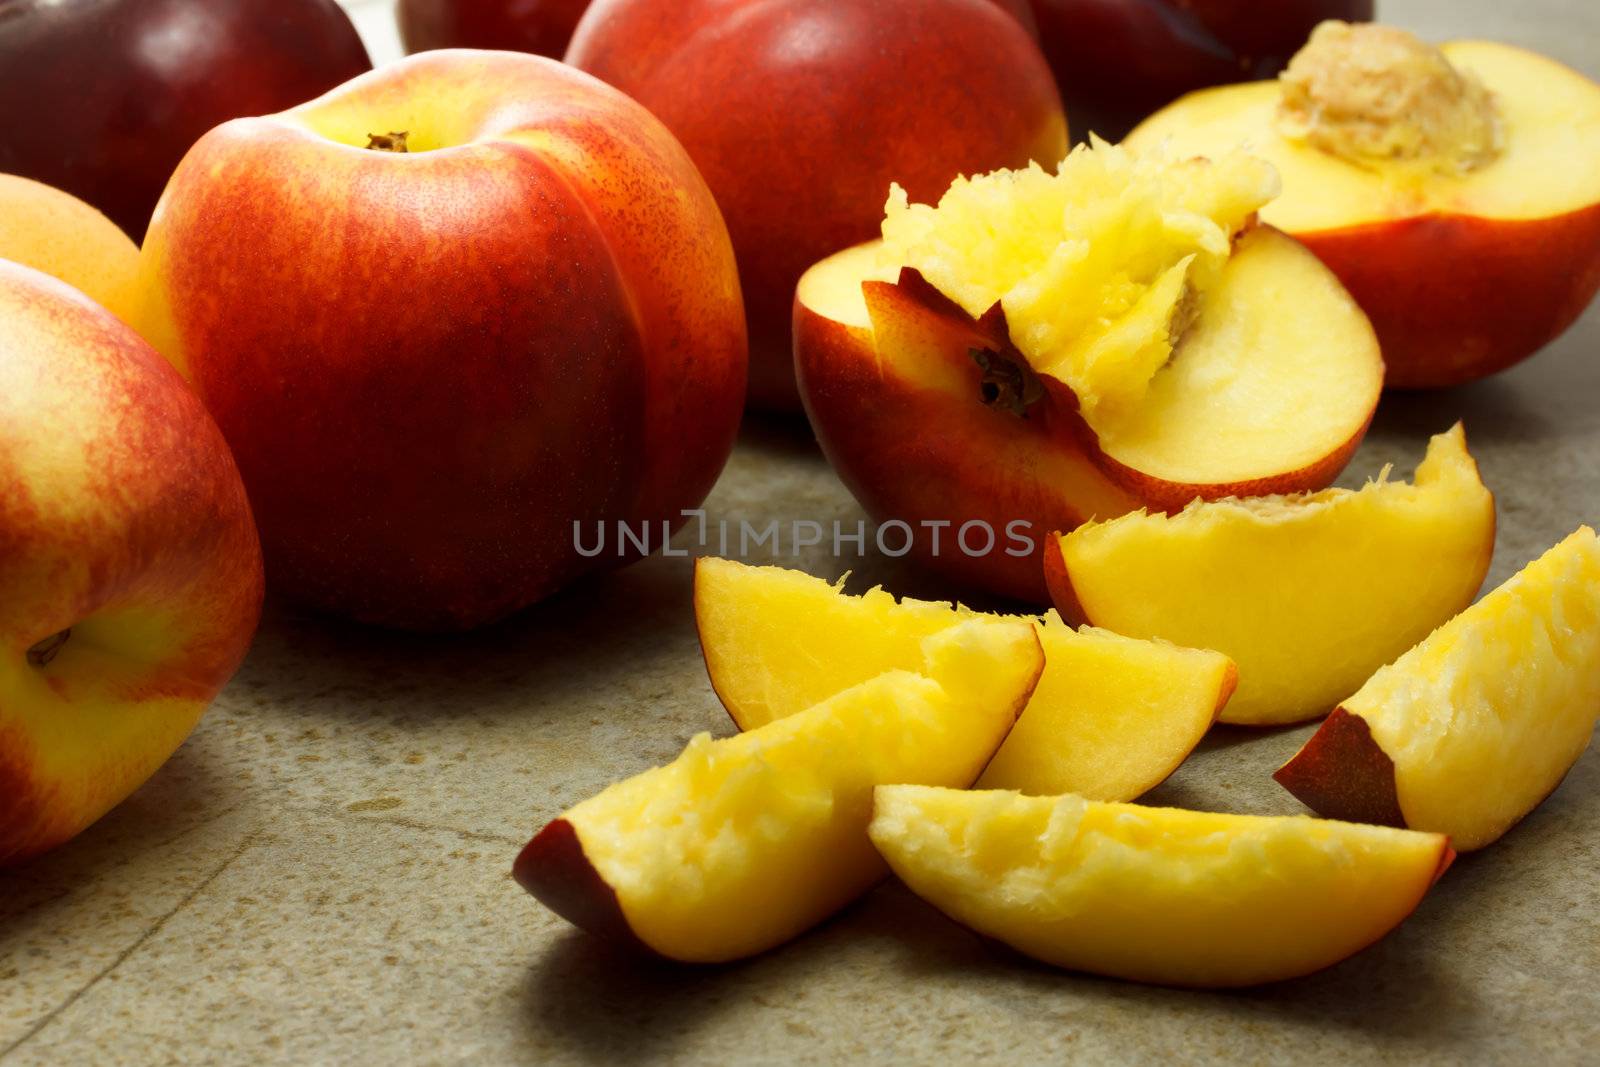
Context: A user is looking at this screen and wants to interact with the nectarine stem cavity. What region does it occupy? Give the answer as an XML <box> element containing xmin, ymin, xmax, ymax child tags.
<box><xmin>364</xmin><ymin>131</ymin><xmax>410</xmax><ymax>153</ymax></box>
<box><xmin>25</xmin><ymin>628</ymin><xmax>70</xmax><ymax>667</ymax></box>
<box><xmin>971</xmin><ymin>348</ymin><xmax>1043</xmax><ymax>418</ymax></box>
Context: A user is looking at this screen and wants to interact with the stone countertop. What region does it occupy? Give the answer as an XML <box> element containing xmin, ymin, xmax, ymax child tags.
<box><xmin>4</xmin><ymin>2</ymin><xmax>1599</xmax><ymax>1063</ymax></box>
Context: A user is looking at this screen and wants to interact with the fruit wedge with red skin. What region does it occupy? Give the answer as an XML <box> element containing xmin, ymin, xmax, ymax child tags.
<box><xmin>514</xmin><ymin>619</ymin><xmax>1042</xmax><ymax>962</ymax></box>
<box><xmin>1276</xmin><ymin>526</ymin><xmax>1600</xmax><ymax>850</ymax></box>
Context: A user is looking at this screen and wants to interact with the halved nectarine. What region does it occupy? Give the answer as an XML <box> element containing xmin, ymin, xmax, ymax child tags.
<box><xmin>795</xmin><ymin>140</ymin><xmax>1382</xmax><ymax>600</ymax></box>
<box><xmin>1128</xmin><ymin>23</ymin><xmax>1600</xmax><ymax>387</ymax></box>
<box><xmin>695</xmin><ymin>556</ymin><xmax>1234</xmax><ymax>801</ymax></box>
<box><xmin>514</xmin><ymin>619</ymin><xmax>1042</xmax><ymax>962</ymax></box>
<box><xmin>1277</xmin><ymin>526</ymin><xmax>1600</xmax><ymax>851</ymax></box>
<box><xmin>869</xmin><ymin>785</ymin><xmax>1453</xmax><ymax>988</ymax></box>
<box><xmin>1045</xmin><ymin>425</ymin><xmax>1495</xmax><ymax>726</ymax></box>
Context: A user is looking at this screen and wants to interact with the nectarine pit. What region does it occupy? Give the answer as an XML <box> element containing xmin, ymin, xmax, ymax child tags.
<box><xmin>971</xmin><ymin>347</ymin><xmax>1045</xmax><ymax>418</ymax></box>
<box><xmin>364</xmin><ymin>131</ymin><xmax>411</xmax><ymax>153</ymax></box>
<box><xmin>25</xmin><ymin>628</ymin><xmax>70</xmax><ymax>668</ymax></box>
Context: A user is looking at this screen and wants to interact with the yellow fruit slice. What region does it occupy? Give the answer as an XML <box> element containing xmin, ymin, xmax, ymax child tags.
<box><xmin>1277</xmin><ymin>526</ymin><xmax>1600</xmax><ymax>850</ymax></box>
<box><xmin>869</xmin><ymin>785</ymin><xmax>1453</xmax><ymax>988</ymax></box>
<box><xmin>1047</xmin><ymin>425</ymin><xmax>1495</xmax><ymax>725</ymax></box>
<box><xmin>514</xmin><ymin>620</ymin><xmax>1042</xmax><ymax>963</ymax></box>
<box><xmin>695</xmin><ymin>557</ymin><xmax>1233</xmax><ymax>800</ymax></box>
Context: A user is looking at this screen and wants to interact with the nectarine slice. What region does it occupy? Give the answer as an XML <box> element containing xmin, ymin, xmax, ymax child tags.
<box><xmin>795</xmin><ymin>140</ymin><xmax>1382</xmax><ymax>599</ymax></box>
<box><xmin>1046</xmin><ymin>425</ymin><xmax>1495</xmax><ymax>726</ymax></box>
<box><xmin>695</xmin><ymin>557</ymin><xmax>1234</xmax><ymax>801</ymax></box>
<box><xmin>1128</xmin><ymin>24</ymin><xmax>1600</xmax><ymax>387</ymax></box>
<box><xmin>869</xmin><ymin>785</ymin><xmax>1453</xmax><ymax>988</ymax></box>
<box><xmin>1277</xmin><ymin>527</ymin><xmax>1600</xmax><ymax>850</ymax></box>
<box><xmin>514</xmin><ymin>619</ymin><xmax>1042</xmax><ymax>962</ymax></box>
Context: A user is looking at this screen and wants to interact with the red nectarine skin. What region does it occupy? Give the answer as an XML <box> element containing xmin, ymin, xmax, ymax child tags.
<box><xmin>514</xmin><ymin>819</ymin><xmax>659</xmax><ymax>957</ymax></box>
<box><xmin>142</xmin><ymin>54</ymin><xmax>745</xmax><ymax>630</ymax></box>
<box><xmin>0</xmin><ymin>0</ymin><xmax>371</xmax><ymax>239</ymax></box>
<box><xmin>796</xmin><ymin>272</ymin><xmax>1140</xmax><ymax>602</ymax></box>
<box><xmin>1274</xmin><ymin>708</ymin><xmax>1407</xmax><ymax>830</ymax></box>
<box><xmin>1030</xmin><ymin>0</ymin><xmax>1374</xmax><ymax>140</ymax></box>
<box><xmin>568</xmin><ymin>0</ymin><xmax>1068</xmax><ymax>410</ymax></box>
<box><xmin>0</xmin><ymin>265</ymin><xmax>263</xmax><ymax>866</ymax></box>
<box><xmin>1297</xmin><ymin>204</ymin><xmax>1600</xmax><ymax>388</ymax></box>
<box><xmin>400</xmin><ymin>0</ymin><xmax>593</xmax><ymax>57</ymax></box>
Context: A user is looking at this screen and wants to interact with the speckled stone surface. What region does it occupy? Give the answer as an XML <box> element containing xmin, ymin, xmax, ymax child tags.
<box><xmin>4</xmin><ymin>2</ymin><xmax>1599</xmax><ymax>1063</ymax></box>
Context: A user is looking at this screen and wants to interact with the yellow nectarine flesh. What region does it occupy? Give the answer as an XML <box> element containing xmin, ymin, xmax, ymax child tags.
<box><xmin>514</xmin><ymin>620</ymin><xmax>1042</xmax><ymax>962</ymax></box>
<box><xmin>1278</xmin><ymin>527</ymin><xmax>1600</xmax><ymax>850</ymax></box>
<box><xmin>879</xmin><ymin>142</ymin><xmax>1280</xmax><ymax>418</ymax></box>
<box><xmin>695</xmin><ymin>557</ymin><xmax>1234</xmax><ymax>801</ymax></box>
<box><xmin>1048</xmin><ymin>425</ymin><xmax>1495</xmax><ymax>726</ymax></box>
<box><xmin>1128</xmin><ymin>26</ymin><xmax>1600</xmax><ymax>387</ymax></box>
<box><xmin>869</xmin><ymin>785</ymin><xmax>1453</xmax><ymax>988</ymax></box>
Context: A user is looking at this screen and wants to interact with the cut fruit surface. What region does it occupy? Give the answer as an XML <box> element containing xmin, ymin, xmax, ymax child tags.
<box><xmin>1127</xmin><ymin>28</ymin><xmax>1600</xmax><ymax>387</ymax></box>
<box><xmin>1277</xmin><ymin>527</ymin><xmax>1600</xmax><ymax>850</ymax></box>
<box><xmin>1047</xmin><ymin>425</ymin><xmax>1495</xmax><ymax>725</ymax></box>
<box><xmin>869</xmin><ymin>786</ymin><xmax>1452</xmax><ymax>988</ymax></box>
<box><xmin>695</xmin><ymin>557</ymin><xmax>1233</xmax><ymax>800</ymax></box>
<box><xmin>514</xmin><ymin>619</ymin><xmax>1042</xmax><ymax>962</ymax></box>
<box><xmin>879</xmin><ymin>142</ymin><xmax>1280</xmax><ymax>417</ymax></box>
<box><xmin>795</xmin><ymin>141</ymin><xmax>1381</xmax><ymax>600</ymax></box>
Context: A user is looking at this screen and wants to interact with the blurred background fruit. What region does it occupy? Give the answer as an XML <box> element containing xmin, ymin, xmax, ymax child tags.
<box><xmin>0</xmin><ymin>173</ymin><xmax>141</xmax><ymax>327</ymax></box>
<box><xmin>0</xmin><ymin>0</ymin><xmax>372</xmax><ymax>240</ymax></box>
<box><xmin>398</xmin><ymin>0</ymin><xmax>592</xmax><ymax>56</ymax></box>
<box><xmin>567</xmin><ymin>0</ymin><xmax>1069</xmax><ymax>412</ymax></box>
<box><xmin>1027</xmin><ymin>0</ymin><xmax>1376</xmax><ymax>141</ymax></box>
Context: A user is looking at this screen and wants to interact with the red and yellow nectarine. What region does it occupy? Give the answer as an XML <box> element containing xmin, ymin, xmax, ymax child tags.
<box><xmin>0</xmin><ymin>261</ymin><xmax>262</xmax><ymax>867</ymax></box>
<box><xmin>138</xmin><ymin>51</ymin><xmax>746</xmax><ymax>630</ymax></box>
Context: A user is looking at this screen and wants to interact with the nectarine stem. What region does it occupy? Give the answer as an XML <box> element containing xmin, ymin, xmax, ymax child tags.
<box><xmin>26</xmin><ymin>628</ymin><xmax>70</xmax><ymax>667</ymax></box>
<box><xmin>365</xmin><ymin>131</ymin><xmax>410</xmax><ymax>153</ymax></box>
<box><xmin>971</xmin><ymin>348</ymin><xmax>1043</xmax><ymax>418</ymax></box>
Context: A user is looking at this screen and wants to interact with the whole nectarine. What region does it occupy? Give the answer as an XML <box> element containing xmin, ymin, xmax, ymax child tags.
<box><xmin>138</xmin><ymin>52</ymin><xmax>746</xmax><ymax>630</ymax></box>
<box><xmin>0</xmin><ymin>261</ymin><xmax>262</xmax><ymax>867</ymax></box>
<box><xmin>567</xmin><ymin>0</ymin><xmax>1068</xmax><ymax>410</ymax></box>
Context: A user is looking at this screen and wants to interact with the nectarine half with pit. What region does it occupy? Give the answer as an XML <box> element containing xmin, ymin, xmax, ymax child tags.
<box><xmin>514</xmin><ymin>620</ymin><xmax>1042</xmax><ymax>962</ymax></box>
<box><xmin>1045</xmin><ymin>425</ymin><xmax>1496</xmax><ymax>726</ymax></box>
<box><xmin>1277</xmin><ymin>527</ymin><xmax>1600</xmax><ymax>851</ymax></box>
<box><xmin>1128</xmin><ymin>23</ymin><xmax>1600</xmax><ymax>387</ymax></box>
<box><xmin>795</xmin><ymin>140</ymin><xmax>1383</xmax><ymax>600</ymax></box>
<box><xmin>695</xmin><ymin>557</ymin><xmax>1234</xmax><ymax>801</ymax></box>
<box><xmin>869</xmin><ymin>785</ymin><xmax>1453</xmax><ymax>988</ymax></box>
<box><xmin>567</xmin><ymin>0</ymin><xmax>1068</xmax><ymax>409</ymax></box>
